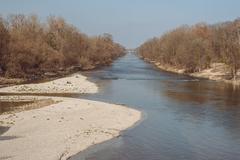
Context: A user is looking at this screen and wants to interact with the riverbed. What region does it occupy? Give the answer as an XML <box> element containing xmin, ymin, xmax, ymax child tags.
<box><xmin>0</xmin><ymin>73</ymin><xmax>141</xmax><ymax>160</ymax></box>
<box><xmin>70</xmin><ymin>53</ymin><xmax>240</xmax><ymax>160</ymax></box>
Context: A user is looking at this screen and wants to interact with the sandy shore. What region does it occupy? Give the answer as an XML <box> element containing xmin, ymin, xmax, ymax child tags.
<box><xmin>144</xmin><ymin>58</ymin><xmax>240</xmax><ymax>85</ymax></box>
<box><xmin>0</xmin><ymin>73</ymin><xmax>98</xmax><ymax>94</ymax></box>
<box><xmin>0</xmin><ymin>73</ymin><xmax>141</xmax><ymax>160</ymax></box>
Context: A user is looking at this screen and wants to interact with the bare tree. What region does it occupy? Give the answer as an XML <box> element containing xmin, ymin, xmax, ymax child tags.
<box><xmin>138</xmin><ymin>18</ymin><xmax>240</xmax><ymax>80</ymax></box>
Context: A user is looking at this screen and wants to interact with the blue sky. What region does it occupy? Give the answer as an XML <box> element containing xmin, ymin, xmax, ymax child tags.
<box><xmin>1</xmin><ymin>0</ymin><xmax>240</xmax><ymax>48</ymax></box>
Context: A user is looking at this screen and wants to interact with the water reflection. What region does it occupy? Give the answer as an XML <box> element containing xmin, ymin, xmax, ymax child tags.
<box><xmin>71</xmin><ymin>53</ymin><xmax>240</xmax><ymax>160</ymax></box>
<box><xmin>165</xmin><ymin>80</ymin><xmax>240</xmax><ymax>107</ymax></box>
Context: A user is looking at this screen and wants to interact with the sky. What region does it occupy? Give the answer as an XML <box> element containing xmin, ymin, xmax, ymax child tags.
<box><xmin>0</xmin><ymin>0</ymin><xmax>240</xmax><ymax>48</ymax></box>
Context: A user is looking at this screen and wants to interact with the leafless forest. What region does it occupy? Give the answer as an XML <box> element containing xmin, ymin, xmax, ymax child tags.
<box><xmin>138</xmin><ymin>18</ymin><xmax>240</xmax><ymax>80</ymax></box>
<box><xmin>0</xmin><ymin>15</ymin><xmax>125</xmax><ymax>78</ymax></box>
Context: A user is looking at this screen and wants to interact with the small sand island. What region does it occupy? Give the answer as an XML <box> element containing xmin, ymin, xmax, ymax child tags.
<box><xmin>0</xmin><ymin>73</ymin><xmax>141</xmax><ymax>160</ymax></box>
<box><xmin>0</xmin><ymin>74</ymin><xmax>98</xmax><ymax>94</ymax></box>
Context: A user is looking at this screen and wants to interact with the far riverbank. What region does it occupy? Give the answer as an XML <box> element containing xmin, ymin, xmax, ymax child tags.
<box><xmin>141</xmin><ymin>57</ymin><xmax>240</xmax><ymax>85</ymax></box>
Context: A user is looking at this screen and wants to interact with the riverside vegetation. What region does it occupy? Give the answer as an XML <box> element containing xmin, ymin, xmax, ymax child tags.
<box><xmin>0</xmin><ymin>14</ymin><xmax>125</xmax><ymax>82</ymax></box>
<box><xmin>138</xmin><ymin>18</ymin><xmax>240</xmax><ymax>83</ymax></box>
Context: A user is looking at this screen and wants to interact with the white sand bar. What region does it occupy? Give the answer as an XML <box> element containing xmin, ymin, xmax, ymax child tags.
<box><xmin>0</xmin><ymin>73</ymin><xmax>142</xmax><ymax>160</ymax></box>
<box><xmin>0</xmin><ymin>73</ymin><xmax>98</xmax><ymax>94</ymax></box>
<box><xmin>0</xmin><ymin>96</ymin><xmax>141</xmax><ymax>160</ymax></box>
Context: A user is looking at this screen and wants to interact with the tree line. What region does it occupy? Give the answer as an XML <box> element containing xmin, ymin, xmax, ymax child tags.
<box><xmin>138</xmin><ymin>18</ymin><xmax>240</xmax><ymax>80</ymax></box>
<box><xmin>0</xmin><ymin>14</ymin><xmax>125</xmax><ymax>78</ymax></box>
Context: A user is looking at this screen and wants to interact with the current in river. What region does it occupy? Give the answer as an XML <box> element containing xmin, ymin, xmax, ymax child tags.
<box><xmin>70</xmin><ymin>53</ymin><xmax>240</xmax><ymax>160</ymax></box>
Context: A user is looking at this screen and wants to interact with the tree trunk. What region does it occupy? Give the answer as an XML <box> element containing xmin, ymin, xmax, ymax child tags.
<box><xmin>232</xmin><ymin>66</ymin><xmax>237</xmax><ymax>81</ymax></box>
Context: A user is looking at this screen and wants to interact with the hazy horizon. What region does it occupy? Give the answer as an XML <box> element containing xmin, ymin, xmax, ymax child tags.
<box><xmin>1</xmin><ymin>0</ymin><xmax>240</xmax><ymax>48</ymax></box>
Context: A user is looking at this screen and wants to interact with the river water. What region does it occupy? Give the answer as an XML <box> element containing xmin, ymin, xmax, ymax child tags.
<box><xmin>70</xmin><ymin>53</ymin><xmax>240</xmax><ymax>160</ymax></box>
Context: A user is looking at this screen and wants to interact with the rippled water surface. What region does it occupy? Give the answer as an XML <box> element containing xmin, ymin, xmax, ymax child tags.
<box><xmin>71</xmin><ymin>53</ymin><xmax>240</xmax><ymax>160</ymax></box>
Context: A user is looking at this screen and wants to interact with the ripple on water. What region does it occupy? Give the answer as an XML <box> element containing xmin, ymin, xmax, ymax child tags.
<box><xmin>73</xmin><ymin>54</ymin><xmax>240</xmax><ymax>160</ymax></box>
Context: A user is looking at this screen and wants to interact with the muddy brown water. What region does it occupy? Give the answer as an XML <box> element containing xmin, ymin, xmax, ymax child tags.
<box><xmin>69</xmin><ymin>53</ymin><xmax>240</xmax><ymax>160</ymax></box>
<box><xmin>0</xmin><ymin>101</ymin><xmax>35</xmax><ymax>114</ymax></box>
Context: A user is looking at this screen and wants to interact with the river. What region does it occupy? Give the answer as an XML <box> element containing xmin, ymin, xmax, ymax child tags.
<box><xmin>71</xmin><ymin>53</ymin><xmax>240</xmax><ymax>160</ymax></box>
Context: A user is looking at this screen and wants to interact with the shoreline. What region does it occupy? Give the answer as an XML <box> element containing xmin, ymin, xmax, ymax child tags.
<box><xmin>0</xmin><ymin>73</ymin><xmax>98</xmax><ymax>94</ymax></box>
<box><xmin>0</xmin><ymin>54</ymin><xmax>124</xmax><ymax>88</ymax></box>
<box><xmin>142</xmin><ymin>58</ymin><xmax>240</xmax><ymax>85</ymax></box>
<box><xmin>0</xmin><ymin>73</ymin><xmax>142</xmax><ymax>160</ymax></box>
<box><xmin>68</xmin><ymin>110</ymin><xmax>146</xmax><ymax>160</ymax></box>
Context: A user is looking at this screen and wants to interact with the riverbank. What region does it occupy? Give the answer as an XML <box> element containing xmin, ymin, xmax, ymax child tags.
<box><xmin>0</xmin><ymin>73</ymin><xmax>98</xmax><ymax>94</ymax></box>
<box><xmin>0</xmin><ymin>77</ymin><xmax>26</xmax><ymax>87</ymax></box>
<box><xmin>143</xmin><ymin>58</ymin><xmax>240</xmax><ymax>85</ymax></box>
<box><xmin>0</xmin><ymin>73</ymin><xmax>141</xmax><ymax>160</ymax></box>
